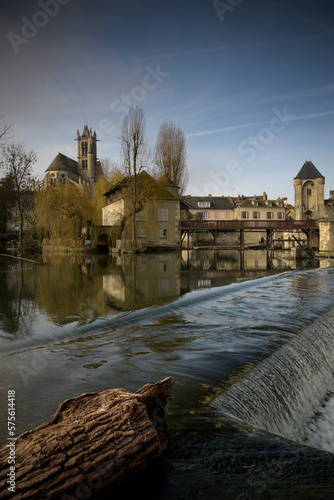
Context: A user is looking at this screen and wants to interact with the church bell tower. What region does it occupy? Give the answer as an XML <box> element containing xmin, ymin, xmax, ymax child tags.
<box><xmin>76</xmin><ymin>125</ymin><xmax>98</xmax><ymax>187</ymax></box>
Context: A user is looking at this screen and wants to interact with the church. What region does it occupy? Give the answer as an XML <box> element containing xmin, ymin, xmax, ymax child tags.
<box><xmin>40</xmin><ymin>125</ymin><xmax>102</xmax><ymax>194</ymax></box>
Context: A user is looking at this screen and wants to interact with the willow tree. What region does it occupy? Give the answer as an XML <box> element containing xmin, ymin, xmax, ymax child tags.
<box><xmin>154</xmin><ymin>120</ymin><xmax>188</xmax><ymax>193</ymax></box>
<box><xmin>34</xmin><ymin>184</ymin><xmax>93</xmax><ymax>241</ymax></box>
<box><xmin>119</xmin><ymin>106</ymin><xmax>150</xmax><ymax>244</ymax></box>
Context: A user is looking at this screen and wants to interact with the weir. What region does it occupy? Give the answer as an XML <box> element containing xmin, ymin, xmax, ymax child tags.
<box><xmin>211</xmin><ymin>306</ymin><xmax>334</xmax><ymax>450</ymax></box>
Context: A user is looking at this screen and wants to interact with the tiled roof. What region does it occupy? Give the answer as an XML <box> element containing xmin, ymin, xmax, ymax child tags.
<box><xmin>238</xmin><ymin>199</ymin><xmax>282</xmax><ymax>208</ymax></box>
<box><xmin>158</xmin><ymin>173</ymin><xmax>179</xmax><ymax>187</ymax></box>
<box><xmin>45</xmin><ymin>153</ymin><xmax>78</xmax><ymax>175</ymax></box>
<box><xmin>104</xmin><ymin>171</ymin><xmax>180</xmax><ymax>200</ymax></box>
<box><xmin>295</xmin><ymin>161</ymin><xmax>324</xmax><ymax>180</ymax></box>
<box><xmin>181</xmin><ymin>196</ymin><xmax>234</xmax><ymax>210</ymax></box>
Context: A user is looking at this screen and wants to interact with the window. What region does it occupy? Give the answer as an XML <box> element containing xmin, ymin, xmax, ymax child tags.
<box><xmin>198</xmin><ymin>201</ymin><xmax>211</xmax><ymax>208</ymax></box>
<box><xmin>267</xmin><ymin>201</ymin><xmax>272</xmax><ymax>207</ymax></box>
<box><xmin>158</xmin><ymin>209</ymin><xmax>169</xmax><ymax>221</ymax></box>
<box><xmin>159</xmin><ymin>229</ymin><xmax>167</xmax><ymax>238</ymax></box>
<box><xmin>82</xmin><ymin>160</ymin><xmax>87</xmax><ymax>169</ymax></box>
<box><xmin>215</xmin><ymin>211</ymin><xmax>219</xmax><ymax>219</ymax></box>
<box><xmin>307</xmin><ymin>189</ymin><xmax>312</xmax><ymax>196</ymax></box>
<box><xmin>138</xmin><ymin>228</ymin><xmax>146</xmax><ymax>238</ymax></box>
<box><xmin>160</xmin><ymin>262</ymin><xmax>167</xmax><ymax>271</ymax></box>
<box><xmin>253</xmin><ymin>211</ymin><xmax>260</xmax><ymax>219</ymax></box>
<box><xmin>267</xmin><ymin>212</ymin><xmax>273</xmax><ymax>219</ymax></box>
<box><xmin>253</xmin><ymin>201</ymin><xmax>258</xmax><ymax>207</ymax></box>
<box><xmin>241</xmin><ymin>211</ymin><xmax>249</xmax><ymax>219</ymax></box>
<box><xmin>202</xmin><ymin>211</ymin><xmax>209</xmax><ymax>218</ymax></box>
<box><xmin>225</xmin><ymin>211</ymin><xmax>231</xmax><ymax>219</ymax></box>
<box><xmin>277</xmin><ymin>212</ymin><xmax>283</xmax><ymax>219</ymax></box>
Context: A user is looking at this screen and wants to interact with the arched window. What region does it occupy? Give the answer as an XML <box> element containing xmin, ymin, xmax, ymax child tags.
<box><xmin>81</xmin><ymin>142</ymin><xmax>88</xmax><ymax>156</ymax></box>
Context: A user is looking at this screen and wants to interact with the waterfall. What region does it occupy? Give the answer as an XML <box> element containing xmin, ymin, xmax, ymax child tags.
<box><xmin>211</xmin><ymin>306</ymin><xmax>334</xmax><ymax>448</ymax></box>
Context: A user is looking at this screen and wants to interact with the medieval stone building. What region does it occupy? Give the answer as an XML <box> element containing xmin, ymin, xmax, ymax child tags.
<box><xmin>293</xmin><ymin>161</ymin><xmax>325</xmax><ymax>219</ymax></box>
<box><xmin>40</xmin><ymin>125</ymin><xmax>101</xmax><ymax>194</ymax></box>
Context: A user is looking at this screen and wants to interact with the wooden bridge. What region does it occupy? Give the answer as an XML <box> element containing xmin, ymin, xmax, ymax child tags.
<box><xmin>180</xmin><ymin>219</ymin><xmax>319</xmax><ymax>248</ymax></box>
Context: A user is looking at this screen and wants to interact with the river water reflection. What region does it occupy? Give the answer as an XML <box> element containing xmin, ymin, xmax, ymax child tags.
<box><xmin>0</xmin><ymin>249</ymin><xmax>319</xmax><ymax>337</ymax></box>
<box><xmin>0</xmin><ymin>250</ymin><xmax>333</xmax><ymax>499</ymax></box>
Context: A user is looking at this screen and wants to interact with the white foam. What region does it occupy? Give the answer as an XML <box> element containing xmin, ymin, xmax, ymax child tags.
<box><xmin>303</xmin><ymin>391</ymin><xmax>334</xmax><ymax>453</ymax></box>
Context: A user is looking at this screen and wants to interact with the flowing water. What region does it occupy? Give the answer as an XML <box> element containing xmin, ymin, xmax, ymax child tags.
<box><xmin>0</xmin><ymin>250</ymin><xmax>334</xmax><ymax>499</ymax></box>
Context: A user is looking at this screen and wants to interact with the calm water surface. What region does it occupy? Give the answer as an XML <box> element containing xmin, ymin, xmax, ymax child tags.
<box><xmin>0</xmin><ymin>250</ymin><xmax>334</xmax><ymax>499</ymax></box>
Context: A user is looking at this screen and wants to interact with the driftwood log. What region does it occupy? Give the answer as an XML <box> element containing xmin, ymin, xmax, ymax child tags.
<box><xmin>0</xmin><ymin>377</ymin><xmax>174</xmax><ymax>499</ymax></box>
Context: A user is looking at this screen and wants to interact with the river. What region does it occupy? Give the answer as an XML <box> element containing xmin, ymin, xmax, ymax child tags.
<box><xmin>0</xmin><ymin>249</ymin><xmax>333</xmax><ymax>499</ymax></box>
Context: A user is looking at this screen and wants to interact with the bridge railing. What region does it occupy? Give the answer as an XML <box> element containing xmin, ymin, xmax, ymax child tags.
<box><xmin>180</xmin><ymin>220</ymin><xmax>319</xmax><ymax>230</ymax></box>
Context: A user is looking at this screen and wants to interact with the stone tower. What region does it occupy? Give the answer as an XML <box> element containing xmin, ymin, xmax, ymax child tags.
<box><xmin>293</xmin><ymin>161</ymin><xmax>325</xmax><ymax>219</ymax></box>
<box><xmin>76</xmin><ymin>125</ymin><xmax>98</xmax><ymax>187</ymax></box>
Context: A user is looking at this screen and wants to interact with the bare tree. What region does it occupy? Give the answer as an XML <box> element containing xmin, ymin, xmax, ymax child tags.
<box><xmin>0</xmin><ymin>115</ymin><xmax>13</xmax><ymax>145</ymax></box>
<box><xmin>0</xmin><ymin>142</ymin><xmax>37</xmax><ymax>247</ymax></box>
<box><xmin>154</xmin><ymin>120</ymin><xmax>188</xmax><ymax>193</ymax></box>
<box><xmin>119</xmin><ymin>106</ymin><xmax>150</xmax><ymax>244</ymax></box>
<box><xmin>99</xmin><ymin>157</ymin><xmax>121</xmax><ymax>179</ymax></box>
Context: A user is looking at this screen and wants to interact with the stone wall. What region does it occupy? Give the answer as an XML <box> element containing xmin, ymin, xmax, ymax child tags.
<box><xmin>319</xmin><ymin>220</ymin><xmax>334</xmax><ymax>254</ymax></box>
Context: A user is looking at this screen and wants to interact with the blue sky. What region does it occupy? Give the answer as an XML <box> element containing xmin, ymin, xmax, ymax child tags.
<box><xmin>1</xmin><ymin>0</ymin><xmax>334</xmax><ymax>202</ymax></box>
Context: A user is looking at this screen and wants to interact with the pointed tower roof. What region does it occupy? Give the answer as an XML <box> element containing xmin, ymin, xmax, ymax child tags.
<box><xmin>82</xmin><ymin>124</ymin><xmax>90</xmax><ymax>137</ymax></box>
<box><xmin>295</xmin><ymin>161</ymin><xmax>324</xmax><ymax>180</ymax></box>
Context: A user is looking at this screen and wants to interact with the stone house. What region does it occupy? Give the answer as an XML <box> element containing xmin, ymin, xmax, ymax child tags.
<box><xmin>181</xmin><ymin>195</ymin><xmax>234</xmax><ymax>220</ymax></box>
<box><xmin>102</xmin><ymin>171</ymin><xmax>181</xmax><ymax>250</ymax></box>
<box><xmin>234</xmin><ymin>198</ymin><xmax>287</xmax><ymax>221</ymax></box>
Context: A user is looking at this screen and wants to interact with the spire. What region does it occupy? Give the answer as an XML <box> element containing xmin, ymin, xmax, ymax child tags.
<box><xmin>295</xmin><ymin>161</ymin><xmax>324</xmax><ymax>180</ymax></box>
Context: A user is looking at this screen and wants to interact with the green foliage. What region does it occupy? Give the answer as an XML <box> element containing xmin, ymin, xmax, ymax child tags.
<box><xmin>34</xmin><ymin>184</ymin><xmax>94</xmax><ymax>240</ymax></box>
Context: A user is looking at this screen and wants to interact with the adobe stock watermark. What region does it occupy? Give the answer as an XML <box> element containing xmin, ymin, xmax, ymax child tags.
<box><xmin>17</xmin><ymin>350</ymin><xmax>52</xmax><ymax>386</ymax></box>
<box><xmin>7</xmin><ymin>0</ymin><xmax>72</xmax><ymax>55</ymax></box>
<box><xmin>96</xmin><ymin>64</ymin><xmax>170</xmax><ymax>140</ymax></box>
<box><xmin>193</xmin><ymin>106</ymin><xmax>294</xmax><ymax>196</ymax></box>
<box><xmin>237</xmin><ymin>106</ymin><xmax>295</xmax><ymax>161</ymax></box>
<box><xmin>213</xmin><ymin>0</ymin><xmax>244</xmax><ymax>22</ymax></box>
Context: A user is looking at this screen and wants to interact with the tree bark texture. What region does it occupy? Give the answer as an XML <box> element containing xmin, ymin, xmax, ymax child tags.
<box><xmin>0</xmin><ymin>377</ymin><xmax>174</xmax><ymax>499</ymax></box>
